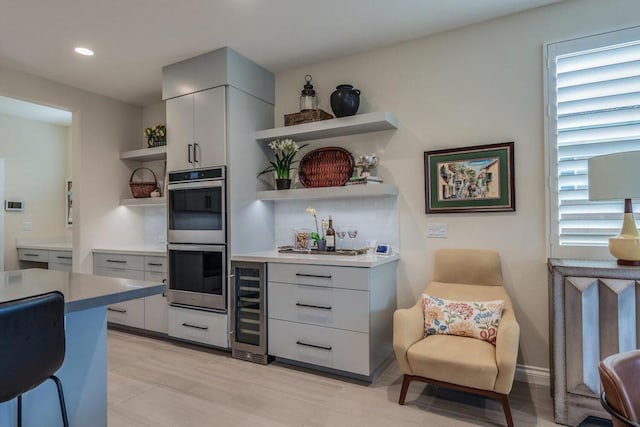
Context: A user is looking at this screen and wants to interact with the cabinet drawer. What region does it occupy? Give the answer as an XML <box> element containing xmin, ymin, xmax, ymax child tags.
<box><xmin>18</xmin><ymin>249</ymin><xmax>48</xmax><ymax>263</ymax></box>
<box><xmin>268</xmin><ymin>319</ymin><xmax>370</xmax><ymax>376</ymax></box>
<box><xmin>144</xmin><ymin>256</ymin><xmax>167</xmax><ymax>273</ymax></box>
<box><xmin>49</xmin><ymin>262</ymin><xmax>72</xmax><ymax>272</ymax></box>
<box><xmin>48</xmin><ymin>250</ymin><xmax>72</xmax><ymax>264</ymax></box>
<box><xmin>94</xmin><ymin>266</ymin><xmax>145</xmax><ymax>280</ymax></box>
<box><xmin>268</xmin><ymin>282</ymin><xmax>369</xmax><ymax>333</ymax></box>
<box><xmin>268</xmin><ymin>263</ymin><xmax>369</xmax><ymax>291</ymax></box>
<box><xmin>168</xmin><ymin>306</ymin><xmax>228</xmax><ymax>348</ymax></box>
<box><xmin>94</xmin><ymin>252</ymin><xmax>144</xmax><ymax>270</ymax></box>
<box><xmin>107</xmin><ymin>299</ymin><xmax>145</xmax><ymax>329</ymax></box>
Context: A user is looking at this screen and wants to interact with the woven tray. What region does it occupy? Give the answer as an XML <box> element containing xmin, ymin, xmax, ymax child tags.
<box><xmin>298</xmin><ymin>147</ymin><xmax>354</xmax><ymax>188</ymax></box>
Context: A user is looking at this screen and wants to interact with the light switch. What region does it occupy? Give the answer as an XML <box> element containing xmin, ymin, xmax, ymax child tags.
<box><xmin>22</xmin><ymin>221</ymin><xmax>32</xmax><ymax>231</ymax></box>
<box><xmin>427</xmin><ymin>223</ymin><xmax>448</xmax><ymax>238</ymax></box>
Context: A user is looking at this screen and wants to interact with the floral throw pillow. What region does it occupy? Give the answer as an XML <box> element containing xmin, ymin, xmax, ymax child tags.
<box><xmin>421</xmin><ymin>294</ymin><xmax>504</xmax><ymax>345</ymax></box>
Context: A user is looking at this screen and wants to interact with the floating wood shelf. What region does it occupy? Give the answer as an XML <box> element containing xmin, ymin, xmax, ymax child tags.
<box><xmin>256</xmin><ymin>184</ymin><xmax>398</xmax><ymax>201</ymax></box>
<box><xmin>120</xmin><ymin>197</ymin><xmax>166</xmax><ymax>207</ymax></box>
<box><xmin>120</xmin><ymin>146</ymin><xmax>167</xmax><ymax>162</ymax></box>
<box><xmin>255</xmin><ymin>112</ymin><xmax>398</xmax><ymax>143</ymax></box>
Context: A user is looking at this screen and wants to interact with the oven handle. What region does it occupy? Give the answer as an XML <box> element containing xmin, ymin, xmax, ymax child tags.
<box><xmin>168</xmin><ymin>244</ymin><xmax>225</xmax><ymax>252</ymax></box>
<box><xmin>168</xmin><ymin>180</ymin><xmax>224</xmax><ymax>191</ymax></box>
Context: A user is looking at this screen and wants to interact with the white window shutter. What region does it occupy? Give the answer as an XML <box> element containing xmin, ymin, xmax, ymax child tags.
<box><xmin>548</xmin><ymin>27</ymin><xmax>640</xmax><ymax>252</ymax></box>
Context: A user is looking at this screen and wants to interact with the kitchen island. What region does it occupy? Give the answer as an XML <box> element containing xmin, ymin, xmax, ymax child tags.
<box><xmin>0</xmin><ymin>268</ymin><xmax>165</xmax><ymax>427</ymax></box>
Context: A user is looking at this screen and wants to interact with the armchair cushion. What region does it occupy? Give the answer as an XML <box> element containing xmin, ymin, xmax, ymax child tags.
<box><xmin>407</xmin><ymin>334</ymin><xmax>498</xmax><ymax>391</ymax></box>
<box><xmin>422</xmin><ymin>294</ymin><xmax>504</xmax><ymax>345</ymax></box>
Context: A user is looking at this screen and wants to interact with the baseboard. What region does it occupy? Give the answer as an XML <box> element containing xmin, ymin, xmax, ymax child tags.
<box><xmin>515</xmin><ymin>364</ymin><xmax>550</xmax><ymax>387</ymax></box>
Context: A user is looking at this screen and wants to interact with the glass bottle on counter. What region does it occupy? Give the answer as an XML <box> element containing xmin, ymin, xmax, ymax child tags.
<box><xmin>326</xmin><ymin>215</ymin><xmax>336</xmax><ymax>252</ymax></box>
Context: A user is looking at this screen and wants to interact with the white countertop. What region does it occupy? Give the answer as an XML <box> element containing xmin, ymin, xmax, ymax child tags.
<box><xmin>231</xmin><ymin>250</ymin><xmax>399</xmax><ymax>267</ymax></box>
<box><xmin>0</xmin><ymin>268</ymin><xmax>164</xmax><ymax>313</ymax></box>
<box><xmin>92</xmin><ymin>246</ymin><xmax>167</xmax><ymax>256</ymax></box>
<box><xmin>17</xmin><ymin>242</ymin><xmax>72</xmax><ymax>251</ymax></box>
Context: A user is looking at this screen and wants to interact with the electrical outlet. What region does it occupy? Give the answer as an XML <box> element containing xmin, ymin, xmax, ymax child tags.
<box><xmin>427</xmin><ymin>223</ymin><xmax>448</xmax><ymax>238</ymax></box>
<box><xmin>22</xmin><ymin>221</ymin><xmax>32</xmax><ymax>231</ymax></box>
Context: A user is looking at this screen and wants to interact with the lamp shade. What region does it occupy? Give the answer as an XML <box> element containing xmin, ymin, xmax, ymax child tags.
<box><xmin>588</xmin><ymin>151</ymin><xmax>640</xmax><ymax>201</ymax></box>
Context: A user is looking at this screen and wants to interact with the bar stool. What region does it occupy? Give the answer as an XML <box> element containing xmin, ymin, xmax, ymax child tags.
<box><xmin>0</xmin><ymin>291</ymin><xmax>69</xmax><ymax>427</ymax></box>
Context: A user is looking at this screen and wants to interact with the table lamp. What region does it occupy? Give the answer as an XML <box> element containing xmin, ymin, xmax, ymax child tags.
<box><xmin>588</xmin><ymin>151</ymin><xmax>640</xmax><ymax>266</ymax></box>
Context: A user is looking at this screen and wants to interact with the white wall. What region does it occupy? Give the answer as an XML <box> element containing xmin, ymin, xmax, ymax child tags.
<box><xmin>0</xmin><ymin>66</ymin><xmax>145</xmax><ymax>273</ymax></box>
<box><xmin>0</xmin><ymin>113</ymin><xmax>70</xmax><ymax>270</ymax></box>
<box><xmin>274</xmin><ymin>0</ymin><xmax>640</xmax><ymax>369</ymax></box>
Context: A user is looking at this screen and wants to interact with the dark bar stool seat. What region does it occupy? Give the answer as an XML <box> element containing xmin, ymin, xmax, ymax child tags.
<box><xmin>599</xmin><ymin>349</ymin><xmax>640</xmax><ymax>427</ymax></box>
<box><xmin>0</xmin><ymin>291</ymin><xmax>69</xmax><ymax>427</ymax></box>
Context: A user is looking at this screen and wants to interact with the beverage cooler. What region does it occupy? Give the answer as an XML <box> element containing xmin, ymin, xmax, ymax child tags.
<box><xmin>230</xmin><ymin>261</ymin><xmax>270</xmax><ymax>364</ymax></box>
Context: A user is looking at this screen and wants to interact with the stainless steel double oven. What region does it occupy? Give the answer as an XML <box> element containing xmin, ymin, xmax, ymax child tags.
<box><xmin>167</xmin><ymin>167</ymin><xmax>227</xmax><ymax>311</ymax></box>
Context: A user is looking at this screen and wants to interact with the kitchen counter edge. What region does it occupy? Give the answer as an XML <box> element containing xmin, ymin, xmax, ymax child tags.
<box><xmin>231</xmin><ymin>251</ymin><xmax>399</xmax><ymax>267</ymax></box>
<box><xmin>92</xmin><ymin>247</ymin><xmax>167</xmax><ymax>257</ymax></box>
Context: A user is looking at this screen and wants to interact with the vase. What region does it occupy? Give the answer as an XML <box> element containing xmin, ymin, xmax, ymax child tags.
<box><xmin>275</xmin><ymin>178</ymin><xmax>291</xmax><ymax>190</ymax></box>
<box><xmin>316</xmin><ymin>239</ymin><xmax>327</xmax><ymax>251</ymax></box>
<box><xmin>330</xmin><ymin>84</ymin><xmax>361</xmax><ymax>117</ymax></box>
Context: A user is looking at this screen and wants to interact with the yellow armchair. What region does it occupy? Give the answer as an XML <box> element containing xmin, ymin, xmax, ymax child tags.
<box><xmin>393</xmin><ymin>249</ymin><xmax>520</xmax><ymax>427</ymax></box>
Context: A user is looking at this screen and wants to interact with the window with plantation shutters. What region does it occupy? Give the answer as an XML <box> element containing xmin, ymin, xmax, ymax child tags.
<box><xmin>547</xmin><ymin>26</ymin><xmax>640</xmax><ymax>258</ymax></box>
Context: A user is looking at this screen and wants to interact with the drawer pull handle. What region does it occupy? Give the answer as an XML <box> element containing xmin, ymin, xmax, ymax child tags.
<box><xmin>147</xmin><ymin>263</ymin><xmax>163</xmax><ymax>266</ymax></box>
<box><xmin>295</xmin><ymin>303</ymin><xmax>332</xmax><ymax>310</ymax></box>
<box><xmin>296</xmin><ymin>340</ymin><xmax>332</xmax><ymax>351</ymax></box>
<box><xmin>24</xmin><ymin>253</ymin><xmax>40</xmax><ymax>257</ymax></box>
<box><xmin>106</xmin><ymin>259</ymin><xmax>127</xmax><ymax>264</ymax></box>
<box><xmin>295</xmin><ymin>273</ymin><xmax>332</xmax><ymax>279</ymax></box>
<box><xmin>107</xmin><ymin>308</ymin><xmax>127</xmax><ymax>313</ymax></box>
<box><xmin>182</xmin><ymin>322</ymin><xmax>208</xmax><ymax>331</ymax></box>
<box><xmin>56</xmin><ymin>256</ymin><xmax>72</xmax><ymax>260</ymax></box>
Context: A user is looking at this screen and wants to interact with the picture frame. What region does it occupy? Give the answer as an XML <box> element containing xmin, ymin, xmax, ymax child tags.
<box><xmin>424</xmin><ymin>142</ymin><xmax>515</xmax><ymax>214</ymax></box>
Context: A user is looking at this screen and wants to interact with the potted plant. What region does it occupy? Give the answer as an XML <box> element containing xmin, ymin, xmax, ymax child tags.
<box><xmin>306</xmin><ymin>207</ymin><xmax>328</xmax><ymax>251</ymax></box>
<box><xmin>258</xmin><ymin>138</ymin><xmax>307</xmax><ymax>190</ymax></box>
<box><xmin>144</xmin><ymin>124</ymin><xmax>167</xmax><ymax>147</ymax></box>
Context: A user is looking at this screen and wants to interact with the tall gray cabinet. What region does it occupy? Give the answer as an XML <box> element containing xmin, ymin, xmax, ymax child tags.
<box><xmin>162</xmin><ymin>47</ymin><xmax>276</xmax><ymax>349</ymax></box>
<box><xmin>165</xmin><ymin>86</ymin><xmax>226</xmax><ymax>170</ymax></box>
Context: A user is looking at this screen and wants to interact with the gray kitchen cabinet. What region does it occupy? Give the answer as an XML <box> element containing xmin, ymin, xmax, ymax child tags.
<box><xmin>166</xmin><ymin>85</ymin><xmax>226</xmax><ymax>171</ymax></box>
<box><xmin>267</xmin><ymin>261</ymin><xmax>397</xmax><ymax>381</ymax></box>
<box><xmin>144</xmin><ymin>268</ymin><xmax>168</xmax><ymax>334</ymax></box>
<box><xmin>48</xmin><ymin>250</ymin><xmax>73</xmax><ymax>272</ymax></box>
<box><xmin>17</xmin><ymin>247</ymin><xmax>72</xmax><ymax>271</ymax></box>
<box><xmin>93</xmin><ymin>251</ymin><xmax>167</xmax><ymax>334</ymax></box>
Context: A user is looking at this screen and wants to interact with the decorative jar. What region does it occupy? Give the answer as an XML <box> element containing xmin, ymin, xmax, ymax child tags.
<box><xmin>292</xmin><ymin>228</ymin><xmax>311</xmax><ymax>252</ymax></box>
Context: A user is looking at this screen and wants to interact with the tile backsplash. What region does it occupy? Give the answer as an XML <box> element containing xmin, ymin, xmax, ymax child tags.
<box><xmin>143</xmin><ymin>206</ymin><xmax>167</xmax><ymax>246</ymax></box>
<box><xmin>274</xmin><ymin>198</ymin><xmax>399</xmax><ymax>252</ymax></box>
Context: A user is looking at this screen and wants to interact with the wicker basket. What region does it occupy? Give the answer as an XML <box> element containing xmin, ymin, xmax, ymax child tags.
<box><xmin>298</xmin><ymin>147</ymin><xmax>354</xmax><ymax>188</ymax></box>
<box><xmin>129</xmin><ymin>167</ymin><xmax>158</xmax><ymax>198</ymax></box>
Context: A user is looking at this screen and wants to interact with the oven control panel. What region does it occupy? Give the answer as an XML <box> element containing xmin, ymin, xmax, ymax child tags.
<box><xmin>169</xmin><ymin>167</ymin><xmax>225</xmax><ymax>183</ymax></box>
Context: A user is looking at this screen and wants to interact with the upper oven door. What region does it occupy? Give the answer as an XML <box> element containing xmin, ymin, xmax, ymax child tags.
<box><xmin>168</xmin><ymin>180</ymin><xmax>225</xmax><ymax>244</ymax></box>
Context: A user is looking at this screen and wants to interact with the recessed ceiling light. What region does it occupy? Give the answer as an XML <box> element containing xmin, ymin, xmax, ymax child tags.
<box><xmin>74</xmin><ymin>47</ymin><xmax>94</xmax><ymax>56</ymax></box>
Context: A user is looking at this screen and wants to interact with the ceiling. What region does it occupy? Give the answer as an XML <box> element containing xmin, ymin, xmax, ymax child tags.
<box><xmin>0</xmin><ymin>0</ymin><xmax>564</xmax><ymax>107</ymax></box>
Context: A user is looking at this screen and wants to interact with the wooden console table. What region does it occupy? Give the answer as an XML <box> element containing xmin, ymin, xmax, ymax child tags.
<box><xmin>548</xmin><ymin>259</ymin><xmax>640</xmax><ymax>426</ymax></box>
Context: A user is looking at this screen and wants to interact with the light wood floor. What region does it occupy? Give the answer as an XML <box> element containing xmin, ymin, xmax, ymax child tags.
<box><xmin>107</xmin><ymin>329</ymin><xmax>562</xmax><ymax>426</ymax></box>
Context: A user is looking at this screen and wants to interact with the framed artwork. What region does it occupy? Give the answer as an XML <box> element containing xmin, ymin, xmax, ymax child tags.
<box><xmin>424</xmin><ymin>142</ymin><xmax>515</xmax><ymax>214</ymax></box>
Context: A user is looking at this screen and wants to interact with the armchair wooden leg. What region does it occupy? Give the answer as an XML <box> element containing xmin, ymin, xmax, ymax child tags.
<box><xmin>399</xmin><ymin>374</ymin><xmax>412</xmax><ymax>405</ymax></box>
<box><xmin>499</xmin><ymin>393</ymin><xmax>514</xmax><ymax>427</ymax></box>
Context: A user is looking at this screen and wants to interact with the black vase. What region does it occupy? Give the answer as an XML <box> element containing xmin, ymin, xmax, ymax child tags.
<box><xmin>330</xmin><ymin>84</ymin><xmax>361</xmax><ymax>117</ymax></box>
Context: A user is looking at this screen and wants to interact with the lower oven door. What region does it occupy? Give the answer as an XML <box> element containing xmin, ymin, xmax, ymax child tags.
<box><xmin>168</xmin><ymin>244</ymin><xmax>226</xmax><ymax>311</ymax></box>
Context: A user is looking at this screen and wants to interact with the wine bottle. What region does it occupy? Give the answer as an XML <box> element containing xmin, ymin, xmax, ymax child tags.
<box><xmin>326</xmin><ymin>215</ymin><xmax>336</xmax><ymax>252</ymax></box>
